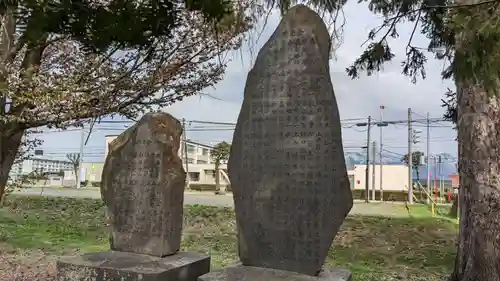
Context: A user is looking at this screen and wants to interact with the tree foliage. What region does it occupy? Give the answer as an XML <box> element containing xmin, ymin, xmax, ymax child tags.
<box><xmin>210</xmin><ymin>141</ymin><xmax>231</xmax><ymax>194</ymax></box>
<box><xmin>1</xmin><ymin>1</ymin><xmax>252</xmax><ymax>135</ymax></box>
<box><xmin>401</xmin><ymin>150</ymin><xmax>424</xmax><ymax>180</ymax></box>
<box><xmin>2</xmin><ymin>0</ymin><xmax>238</xmax><ymax>53</ymax></box>
<box><xmin>210</xmin><ymin>141</ymin><xmax>231</xmax><ymax>165</ymax></box>
<box><xmin>338</xmin><ymin>0</ymin><xmax>500</xmax><ymax>122</ymax></box>
<box><xmin>0</xmin><ymin>0</ymin><xmax>253</xmax><ymax>199</ymax></box>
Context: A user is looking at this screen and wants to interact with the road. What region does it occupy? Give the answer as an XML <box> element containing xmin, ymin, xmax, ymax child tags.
<box><xmin>13</xmin><ymin>187</ymin><xmax>235</xmax><ymax>207</ymax></box>
<box><xmin>13</xmin><ymin>187</ymin><xmax>410</xmax><ymax>217</ymax></box>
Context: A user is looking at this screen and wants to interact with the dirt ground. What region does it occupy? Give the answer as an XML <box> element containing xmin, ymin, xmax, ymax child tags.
<box><xmin>0</xmin><ymin>248</ymin><xmax>56</xmax><ymax>281</ymax></box>
<box><xmin>350</xmin><ymin>201</ymin><xmax>414</xmax><ymax>217</ymax></box>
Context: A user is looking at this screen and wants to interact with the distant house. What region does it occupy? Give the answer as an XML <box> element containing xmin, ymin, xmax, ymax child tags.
<box><xmin>449</xmin><ymin>174</ymin><xmax>459</xmax><ymax>188</ymax></box>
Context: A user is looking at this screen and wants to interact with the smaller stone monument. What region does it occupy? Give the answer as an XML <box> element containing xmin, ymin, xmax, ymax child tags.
<box><xmin>57</xmin><ymin>112</ymin><xmax>210</xmax><ymax>281</ymax></box>
<box><xmin>198</xmin><ymin>4</ymin><xmax>352</xmax><ymax>281</ymax></box>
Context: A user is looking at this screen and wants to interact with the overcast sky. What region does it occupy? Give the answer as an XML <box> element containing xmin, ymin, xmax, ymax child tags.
<box><xmin>38</xmin><ymin>2</ymin><xmax>457</xmax><ymax>163</ymax></box>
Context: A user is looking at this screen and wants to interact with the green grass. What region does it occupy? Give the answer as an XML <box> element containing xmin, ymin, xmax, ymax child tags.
<box><xmin>0</xmin><ymin>196</ymin><xmax>458</xmax><ymax>281</ymax></box>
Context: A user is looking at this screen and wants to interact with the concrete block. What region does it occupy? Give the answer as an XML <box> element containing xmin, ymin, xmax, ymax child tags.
<box><xmin>198</xmin><ymin>265</ymin><xmax>352</xmax><ymax>281</ymax></box>
<box><xmin>57</xmin><ymin>250</ymin><xmax>210</xmax><ymax>281</ymax></box>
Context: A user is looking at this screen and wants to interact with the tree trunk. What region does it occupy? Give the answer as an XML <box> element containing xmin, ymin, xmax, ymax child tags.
<box><xmin>214</xmin><ymin>163</ymin><xmax>220</xmax><ymax>194</ymax></box>
<box><xmin>449</xmin><ymin>193</ymin><xmax>458</xmax><ymax>218</ymax></box>
<box><xmin>449</xmin><ymin>81</ymin><xmax>500</xmax><ymax>281</ymax></box>
<box><xmin>74</xmin><ymin>166</ymin><xmax>79</xmax><ymax>189</ymax></box>
<box><xmin>0</xmin><ymin>131</ymin><xmax>25</xmax><ymax>203</ymax></box>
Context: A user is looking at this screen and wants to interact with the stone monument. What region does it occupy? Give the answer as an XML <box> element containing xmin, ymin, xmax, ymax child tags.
<box><xmin>199</xmin><ymin>4</ymin><xmax>353</xmax><ymax>281</ymax></box>
<box><xmin>57</xmin><ymin>112</ymin><xmax>210</xmax><ymax>281</ymax></box>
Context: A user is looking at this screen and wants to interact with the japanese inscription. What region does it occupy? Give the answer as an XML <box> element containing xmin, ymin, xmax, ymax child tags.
<box><xmin>101</xmin><ymin>112</ymin><xmax>185</xmax><ymax>257</ymax></box>
<box><xmin>228</xmin><ymin>5</ymin><xmax>353</xmax><ymax>276</ymax></box>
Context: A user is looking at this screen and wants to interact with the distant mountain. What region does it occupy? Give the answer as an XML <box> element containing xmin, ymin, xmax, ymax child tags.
<box><xmin>344</xmin><ymin>151</ymin><xmax>458</xmax><ymax>177</ymax></box>
<box><xmin>344</xmin><ymin>151</ymin><xmax>404</xmax><ymax>167</ymax></box>
<box><xmin>431</xmin><ymin>152</ymin><xmax>457</xmax><ymax>162</ymax></box>
<box><xmin>344</xmin><ymin>151</ymin><xmax>365</xmax><ymax>169</ymax></box>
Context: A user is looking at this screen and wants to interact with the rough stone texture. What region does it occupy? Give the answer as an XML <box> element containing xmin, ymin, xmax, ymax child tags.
<box><xmin>57</xmin><ymin>251</ymin><xmax>210</xmax><ymax>281</ymax></box>
<box><xmin>227</xmin><ymin>4</ymin><xmax>353</xmax><ymax>276</ymax></box>
<box><xmin>198</xmin><ymin>266</ymin><xmax>352</xmax><ymax>281</ymax></box>
<box><xmin>101</xmin><ymin>112</ymin><xmax>186</xmax><ymax>257</ymax></box>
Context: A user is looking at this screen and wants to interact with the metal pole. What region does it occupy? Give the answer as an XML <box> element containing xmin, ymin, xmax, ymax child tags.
<box><xmin>426</xmin><ymin>112</ymin><xmax>430</xmax><ymax>204</ymax></box>
<box><xmin>364</xmin><ymin>116</ymin><xmax>371</xmax><ymax>203</ymax></box>
<box><xmin>438</xmin><ymin>155</ymin><xmax>442</xmax><ymax>203</ymax></box>
<box><xmin>182</xmin><ymin>119</ymin><xmax>190</xmax><ymax>189</ymax></box>
<box><xmin>434</xmin><ymin>156</ymin><xmax>438</xmax><ymax>203</ymax></box>
<box><xmin>408</xmin><ymin>108</ymin><xmax>413</xmax><ymax>204</ymax></box>
<box><xmin>379</xmin><ymin>105</ymin><xmax>384</xmax><ymax>201</ymax></box>
<box><xmin>371</xmin><ymin>141</ymin><xmax>376</xmax><ymax>201</ymax></box>
<box><xmin>76</xmin><ymin>128</ymin><xmax>85</xmax><ymax>189</ymax></box>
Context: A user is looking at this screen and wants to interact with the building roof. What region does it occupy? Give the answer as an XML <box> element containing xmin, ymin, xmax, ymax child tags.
<box><xmin>29</xmin><ymin>157</ymin><xmax>72</xmax><ymax>164</ymax></box>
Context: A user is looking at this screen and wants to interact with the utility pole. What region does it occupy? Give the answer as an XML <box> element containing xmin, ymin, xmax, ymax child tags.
<box><xmin>182</xmin><ymin>119</ymin><xmax>190</xmax><ymax>190</ymax></box>
<box><xmin>438</xmin><ymin>155</ymin><xmax>442</xmax><ymax>203</ymax></box>
<box><xmin>412</xmin><ymin>129</ymin><xmax>422</xmax><ymax>200</ymax></box>
<box><xmin>408</xmin><ymin>108</ymin><xmax>413</xmax><ymax>204</ymax></box>
<box><xmin>76</xmin><ymin>128</ymin><xmax>85</xmax><ymax>189</ymax></box>
<box><xmin>379</xmin><ymin>105</ymin><xmax>385</xmax><ymax>201</ymax></box>
<box><xmin>426</xmin><ymin>112</ymin><xmax>431</xmax><ymax>204</ymax></box>
<box><xmin>371</xmin><ymin>141</ymin><xmax>376</xmax><ymax>201</ymax></box>
<box><xmin>434</xmin><ymin>156</ymin><xmax>438</xmax><ymax>203</ymax></box>
<box><xmin>364</xmin><ymin>116</ymin><xmax>371</xmax><ymax>203</ymax></box>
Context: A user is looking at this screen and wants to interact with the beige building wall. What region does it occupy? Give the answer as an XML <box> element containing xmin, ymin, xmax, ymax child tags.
<box><xmin>185</xmin><ymin>163</ymin><xmax>230</xmax><ymax>186</ymax></box>
<box><xmin>82</xmin><ymin>163</ymin><xmax>104</xmax><ymax>182</ymax></box>
<box><xmin>352</xmin><ymin>164</ymin><xmax>409</xmax><ymax>192</ymax></box>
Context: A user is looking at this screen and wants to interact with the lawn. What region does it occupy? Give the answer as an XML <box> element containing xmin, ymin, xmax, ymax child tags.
<box><xmin>0</xmin><ymin>196</ymin><xmax>458</xmax><ymax>281</ymax></box>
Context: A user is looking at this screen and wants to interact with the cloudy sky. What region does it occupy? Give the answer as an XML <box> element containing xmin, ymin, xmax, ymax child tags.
<box><xmin>38</xmin><ymin>2</ymin><xmax>457</xmax><ymax>163</ymax></box>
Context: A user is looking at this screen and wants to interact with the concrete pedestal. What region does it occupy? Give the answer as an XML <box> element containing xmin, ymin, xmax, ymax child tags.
<box><xmin>57</xmin><ymin>250</ymin><xmax>210</xmax><ymax>281</ymax></box>
<box><xmin>198</xmin><ymin>265</ymin><xmax>351</xmax><ymax>281</ymax></box>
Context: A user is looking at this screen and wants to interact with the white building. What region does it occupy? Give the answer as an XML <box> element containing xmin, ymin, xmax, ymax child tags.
<box><xmin>10</xmin><ymin>158</ymin><xmax>74</xmax><ymax>179</ymax></box>
<box><xmin>351</xmin><ymin>164</ymin><xmax>410</xmax><ymax>191</ymax></box>
<box><xmin>183</xmin><ymin>140</ymin><xmax>214</xmax><ymax>164</ymax></box>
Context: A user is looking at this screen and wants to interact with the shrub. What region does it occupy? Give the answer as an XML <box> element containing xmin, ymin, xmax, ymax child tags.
<box><xmin>189</xmin><ymin>184</ymin><xmax>232</xmax><ymax>192</ymax></box>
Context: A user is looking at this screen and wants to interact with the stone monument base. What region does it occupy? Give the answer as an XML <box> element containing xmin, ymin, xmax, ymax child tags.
<box><xmin>198</xmin><ymin>265</ymin><xmax>351</xmax><ymax>281</ymax></box>
<box><xmin>57</xmin><ymin>250</ymin><xmax>210</xmax><ymax>281</ymax></box>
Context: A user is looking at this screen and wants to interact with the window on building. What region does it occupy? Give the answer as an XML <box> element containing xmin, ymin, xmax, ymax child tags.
<box><xmin>202</xmin><ymin>148</ymin><xmax>209</xmax><ymax>156</ymax></box>
<box><xmin>197</xmin><ymin>160</ymin><xmax>207</xmax><ymax>164</ymax></box>
<box><xmin>187</xmin><ymin>144</ymin><xmax>196</xmax><ymax>154</ymax></box>
<box><xmin>187</xmin><ymin>158</ymin><xmax>194</xmax><ymax>164</ymax></box>
<box><xmin>188</xmin><ymin>172</ymin><xmax>200</xmax><ymax>182</ymax></box>
<box><xmin>204</xmin><ymin>169</ymin><xmax>215</xmax><ymax>177</ymax></box>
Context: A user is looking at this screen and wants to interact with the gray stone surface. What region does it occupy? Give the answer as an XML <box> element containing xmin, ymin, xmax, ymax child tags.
<box><xmin>227</xmin><ymin>4</ymin><xmax>353</xmax><ymax>276</ymax></box>
<box><xmin>101</xmin><ymin>112</ymin><xmax>186</xmax><ymax>257</ymax></box>
<box><xmin>57</xmin><ymin>250</ymin><xmax>210</xmax><ymax>281</ymax></box>
<box><xmin>198</xmin><ymin>266</ymin><xmax>352</xmax><ymax>281</ymax></box>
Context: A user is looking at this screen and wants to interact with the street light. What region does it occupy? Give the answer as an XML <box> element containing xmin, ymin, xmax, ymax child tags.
<box><xmin>379</xmin><ymin>105</ymin><xmax>386</xmax><ymax>201</ymax></box>
<box><xmin>356</xmin><ymin>117</ymin><xmax>389</xmax><ymax>202</ymax></box>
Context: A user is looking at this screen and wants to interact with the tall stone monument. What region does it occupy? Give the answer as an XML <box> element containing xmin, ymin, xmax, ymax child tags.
<box><xmin>199</xmin><ymin>4</ymin><xmax>353</xmax><ymax>281</ymax></box>
<box><xmin>57</xmin><ymin>112</ymin><xmax>210</xmax><ymax>281</ymax></box>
